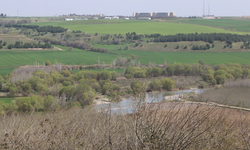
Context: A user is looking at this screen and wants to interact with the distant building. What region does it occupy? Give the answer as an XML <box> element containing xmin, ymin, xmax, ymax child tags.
<box><xmin>104</xmin><ymin>17</ymin><xmax>112</xmax><ymax>20</ymax></box>
<box><xmin>64</xmin><ymin>18</ymin><xmax>73</xmax><ymax>21</ymax></box>
<box><xmin>94</xmin><ymin>17</ymin><xmax>99</xmax><ymax>20</ymax></box>
<box><xmin>203</xmin><ymin>15</ymin><xmax>215</xmax><ymax>19</ymax></box>
<box><xmin>138</xmin><ymin>17</ymin><xmax>151</xmax><ymax>20</ymax></box>
<box><xmin>133</xmin><ymin>12</ymin><xmax>176</xmax><ymax>18</ymax></box>
<box><xmin>152</xmin><ymin>12</ymin><xmax>169</xmax><ymax>18</ymax></box>
<box><xmin>121</xmin><ymin>18</ymin><xmax>130</xmax><ymax>20</ymax></box>
<box><xmin>112</xmin><ymin>16</ymin><xmax>119</xmax><ymax>19</ymax></box>
<box><xmin>243</xmin><ymin>16</ymin><xmax>250</xmax><ymax>18</ymax></box>
<box><xmin>169</xmin><ymin>12</ymin><xmax>176</xmax><ymax>17</ymax></box>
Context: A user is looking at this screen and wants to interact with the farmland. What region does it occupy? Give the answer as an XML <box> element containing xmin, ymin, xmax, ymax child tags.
<box><xmin>0</xmin><ymin>50</ymin><xmax>119</xmax><ymax>68</ymax></box>
<box><xmin>29</xmin><ymin>20</ymin><xmax>247</xmax><ymax>35</ymax></box>
<box><xmin>170</xmin><ymin>18</ymin><xmax>250</xmax><ymax>32</ymax></box>
<box><xmin>1</xmin><ymin>50</ymin><xmax>250</xmax><ymax>76</ymax></box>
<box><xmin>0</xmin><ymin>98</ymin><xmax>15</xmax><ymax>104</ymax></box>
<box><xmin>112</xmin><ymin>50</ymin><xmax>250</xmax><ymax>65</ymax></box>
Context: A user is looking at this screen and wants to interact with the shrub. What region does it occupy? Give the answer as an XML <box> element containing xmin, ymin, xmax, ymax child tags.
<box><xmin>149</xmin><ymin>79</ymin><xmax>162</xmax><ymax>91</ymax></box>
<box><xmin>45</xmin><ymin>61</ymin><xmax>52</xmax><ymax>66</ymax></box>
<box><xmin>68</xmin><ymin>47</ymin><xmax>73</xmax><ymax>51</ymax></box>
<box><xmin>161</xmin><ymin>78</ymin><xmax>175</xmax><ymax>91</ymax></box>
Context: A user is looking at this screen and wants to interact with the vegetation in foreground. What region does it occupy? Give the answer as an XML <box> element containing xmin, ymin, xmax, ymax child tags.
<box><xmin>1</xmin><ymin>94</ymin><xmax>250</xmax><ymax>149</ymax></box>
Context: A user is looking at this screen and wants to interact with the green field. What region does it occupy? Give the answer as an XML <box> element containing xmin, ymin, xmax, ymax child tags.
<box><xmin>0</xmin><ymin>68</ymin><xmax>15</xmax><ymax>77</ymax></box>
<box><xmin>0</xmin><ymin>98</ymin><xmax>14</xmax><ymax>104</ymax></box>
<box><xmin>171</xmin><ymin>18</ymin><xmax>250</xmax><ymax>32</ymax></box>
<box><xmin>112</xmin><ymin>50</ymin><xmax>250</xmax><ymax>65</ymax></box>
<box><xmin>29</xmin><ymin>20</ymin><xmax>247</xmax><ymax>35</ymax></box>
<box><xmin>1</xmin><ymin>50</ymin><xmax>250</xmax><ymax>75</ymax></box>
<box><xmin>0</xmin><ymin>51</ymin><xmax>120</xmax><ymax>68</ymax></box>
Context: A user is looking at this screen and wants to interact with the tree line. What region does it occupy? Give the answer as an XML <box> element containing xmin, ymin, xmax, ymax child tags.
<box><xmin>12</xmin><ymin>25</ymin><xmax>68</xmax><ymax>33</ymax></box>
<box><xmin>0</xmin><ymin>19</ymin><xmax>31</xmax><ymax>26</ymax></box>
<box><xmin>7</xmin><ymin>41</ymin><xmax>52</xmax><ymax>49</ymax></box>
<box><xmin>125</xmin><ymin>63</ymin><xmax>250</xmax><ymax>86</ymax></box>
<box><xmin>35</xmin><ymin>37</ymin><xmax>107</xmax><ymax>53</ymax></box>
<box><xmin>152</xmin><ymin>33</ymin><xmax>250</xmax><ymax>43</ymax></box>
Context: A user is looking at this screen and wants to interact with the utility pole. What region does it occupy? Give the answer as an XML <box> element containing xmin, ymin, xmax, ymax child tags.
<box><xmin>208</xmin><ymin>3</ymin><xmax>210</xmax><ymax>16</ymax></box>
<box><xmin>203</xmin><ymin>0</ymin><xmax>205</xmax><ymax>17</ymax></box>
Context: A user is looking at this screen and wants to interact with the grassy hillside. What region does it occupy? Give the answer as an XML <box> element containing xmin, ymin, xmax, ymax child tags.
<box><xmin>113</xmin><ymin>50</ymin><xmax>250</xmax><ymax>65</ymax></box>
<box><xmin>29</xmin><ymin>20</ymin><xmax>246</xmax><ymax>35</ymax></box>
<box><xmin>172</xmin><ymin>18</ymin><xmax>250</xmax><ymax>32</ymax></box>
<box><xmin>0</xmin><ymin>51</ymin><xmax>119</xmax><ymax>68</ymax></box>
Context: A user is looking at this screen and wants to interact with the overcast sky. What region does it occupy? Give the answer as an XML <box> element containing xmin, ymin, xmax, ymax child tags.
<box><xmin>2</xmin><ymin>0</ymin><xmax>250</xmax><ymax>17</ymax></box>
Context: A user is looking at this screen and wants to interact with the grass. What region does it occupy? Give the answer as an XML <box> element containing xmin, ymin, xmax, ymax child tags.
<box><xmin>2</xmin><ymin>50</ymin><xmax>250</xmax><ymax>77</ymax></box>
<box><xmin>0</xmin><ymin>50</ymin><xmax>120</xmax><ymax>68</ymax></box>
<box><xmin>0</xmin><ymin>34</ymin><xmax>34</xmax><ymax>49</ymax></box>
<box><xmin>0</xmin><ymin>98</ymin><xmax>15</xmax><ymax>104</ymax></box>
<box><xmin>93</xmin><ymin>44</ymin><xmax>126</xmax><ymax>50</ymax></box>
<box><xmin>173</xmin><ymin>18</ymin><xmax>250</xmax><ymax>32</ymax></box>
<box><xmin>28</xmin><ymin>20</ymin><xmax>247</xmax><ymax>35</ymax></box>
<box><xmin>112</xmin><ymin>50</ymin><xmax>250</xmax><ymax>65</ymax></box>
<box><xmin>0</xmin><ymin>68</ymin><xmax>15</xmax><ymax>76</ymax></box>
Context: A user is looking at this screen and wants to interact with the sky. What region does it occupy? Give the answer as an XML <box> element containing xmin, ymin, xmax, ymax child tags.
<box><xmin>1</xmin><ymin>0</ymin><xmax>250</xmax><ymax>17</ymax></box>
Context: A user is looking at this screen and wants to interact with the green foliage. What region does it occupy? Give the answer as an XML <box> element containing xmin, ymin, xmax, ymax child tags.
<box><xmin>161</xmin><ymin>78</ymin><xmax>175</xmax><ymax>91</ymax></box>
<box><xmin>166</xmin><ymin>63</ymin><xmax>201</xmax><ymax>76</ymax></box>
<box><xmin>98</xmin><ymin>70</ymin><xmax>112</xmax><ymax>80</ymax></box>
<box><xmin>130</xmin><ymin>80</ymin><xmax>145</xmax><ymax>94</ymax></box>
<box><xmin>101</xmin><ymin>80</ymin><xmax>113</xmax><ymax>95</ymax></box>
<box><xmin>199</xmin><ymin>59</ymin><xmax>205</xmax><ymax>65</ymax></box>
<box><xmin>62</xmin><ymin>81</ymin><xmax>71</xmax><ymax>86</ymax></box>
<box><xmin>130</xmin><ymin>54</ymin><xmax>136</xmax><ymax>60</ymax></box>
<box><xmin>22</xmin><ymin>83</ymin><xmax>31</xmax><ymax>92</ymax></box>
<box><xmin>35</xmin><ymin>83</ymin><xmax>49</xmax><ymax>95</ymax></box>
<box><xmin>149</xmin><ymin>79</ymin><xmax>162</xmax><ymax>91</ymax></box>
<box><xmin>44</xmin><ymin>95</ymin><xmax>55</xmax><ymax>111</ymax></box>
<box><xmin>45</xmin><ymin>60</ymin><xmax>52</xmax><ymax>66</ymax></box>
<box><xmin>61</xmin><ymin>70</ymin><xmax>72</xmax><ymax>77</ymax></box>
<box><xmin>125</xmin><ymin>67</ymin><xmax>146</xmax><ymax>79</ymax></box>
<box><xmin>75</xmin><ymin>83</ymin><xmax>96</xmax><ymax>106</ymax></box>
<box><xmin>21</xmin><ymin>83</ymin><xmax>31</xmax><ymax>96</ymax></box>
<box><xmin>111</xmin><ymin>71</ymin><xmax>118</xmax><ymax>80</ymax></box>
<box><xmin>59</xmin><ymin>86</ymin><xmax>75</xmax><ymax>101</ymax></box>
<box><xmin>16</xmin><ymin>96</ymin><xmax>44</xmax><ymax>112</ymax></box>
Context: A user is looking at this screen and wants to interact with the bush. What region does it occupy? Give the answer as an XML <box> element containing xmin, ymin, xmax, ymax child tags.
<box><xmin>149</xmin><ymin>79</ymin><xmax>162</xmax><ymax>91</ymax></box>
<box><xmin>131</xmin><ymin>80</ymin><xmax>146</xmax><ymax>94</ymax></box>
<box><xmin>16</xmin><ymin>96</ymin><xmax>44</xmax><ymax>112</ymax></box>
<box><xmin>161</xmin><ymin>78</ymin><xmax>175</xmax><ymax>91</ymax></box>
<box><xmin>68</xmin><ymin>47</ymin><xmax>73</xmax><ymax>51</ymax></box>
<box><xmin>45</xmin><ymin>61</ymin><xmax>52</xmax><ymax>66</ymax></box>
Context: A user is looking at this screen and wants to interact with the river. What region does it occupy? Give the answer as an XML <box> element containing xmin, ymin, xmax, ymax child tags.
<box><xmin>94</xmin><ymin>89</ymin><xmax>206</xmax><ymax>114</ymax></box>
